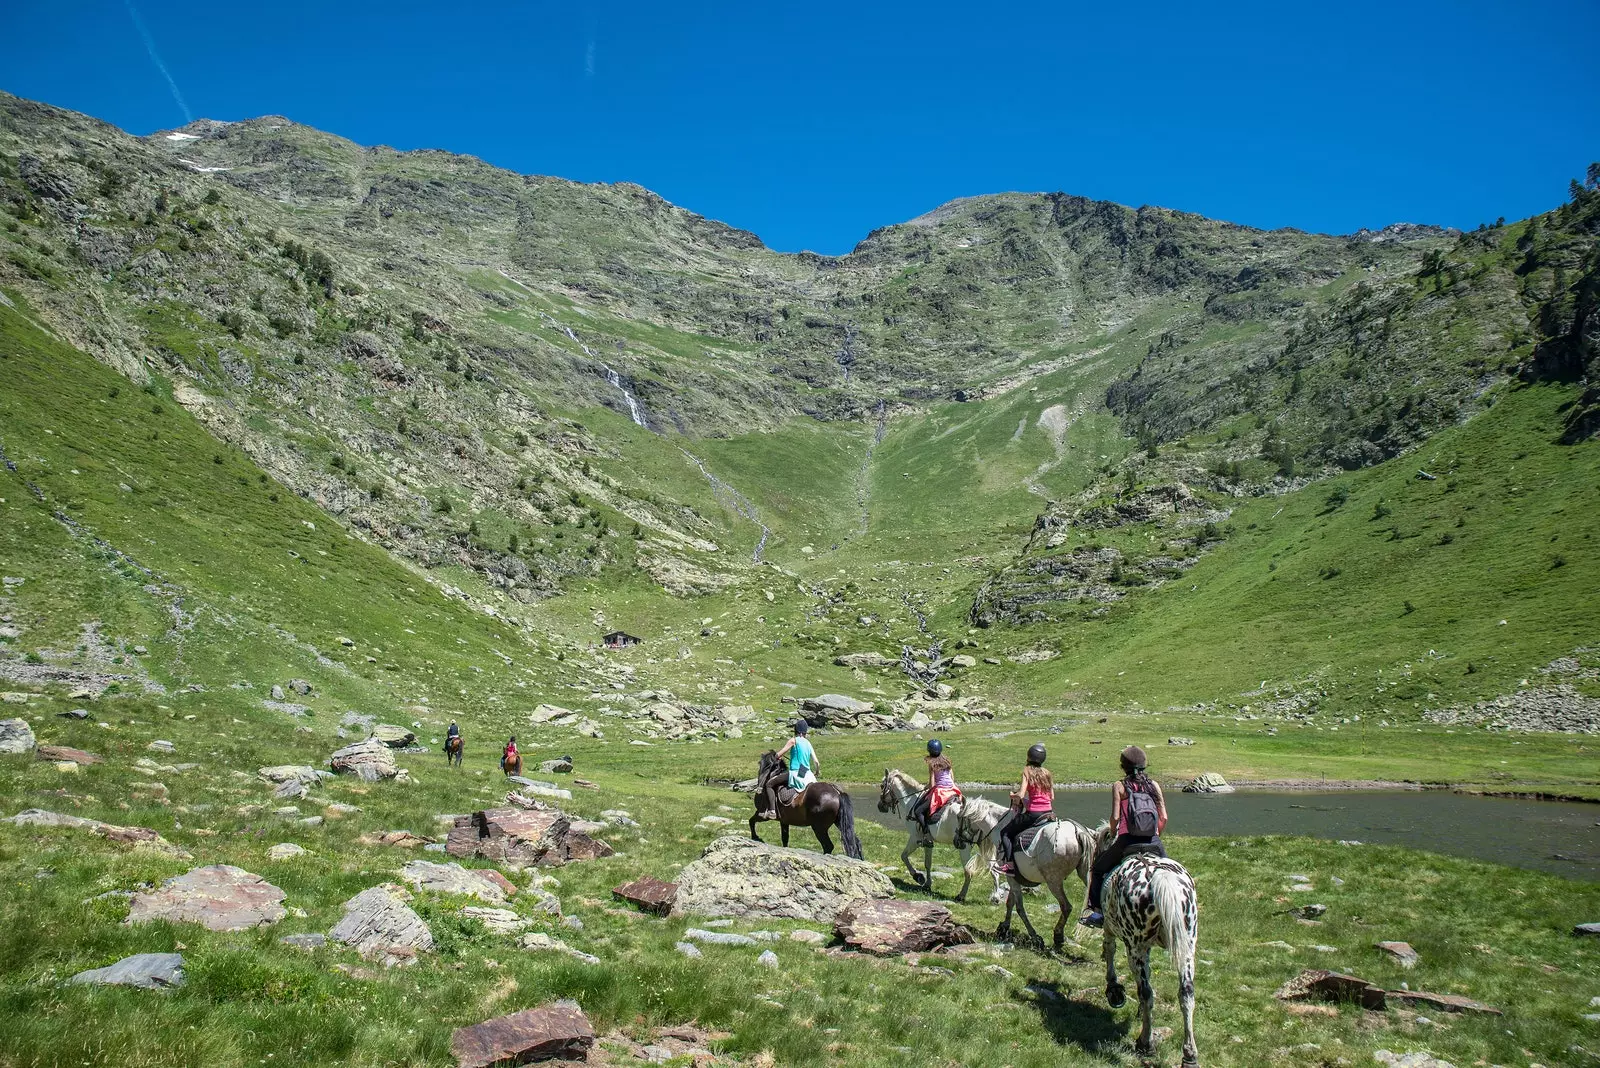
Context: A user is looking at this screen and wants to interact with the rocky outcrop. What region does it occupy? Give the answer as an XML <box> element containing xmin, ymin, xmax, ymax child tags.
<box><xmin>329</xmin><ymin>884</ymin><xmax>434</xmax><ymax>966</ymax></box>
<box><xmin>1426</xmin><ymin>684</ymin><xmax>1600</xmax><ymax>734</ymax></box>
<box><xmin>400</xmin><ymin>859</ymin><xmax>517</xmax><ymax>903</ymax></box>
<box><xmin>68</xmin><ymin>952</ymin><xmax>184</xmax><ymax>990</ymax></box>
<box><xmin>370</xmin><ymin>724</ymin><xmax>416</xmax><ymax>747</ymax></box>
<box><xmin>798</xmin><ymin>693</ymin><xmax>875</xmax><ymax>728</ymax></box>
<box><xmin>0</xmin><ymin>718</ymin><xmax>35</xmax><ymax>754</ymax></box>
<box><xmin>330</xmin><ymin>738</ymin><xmax>397</xmax><ymax>780</ymax></box>
<box><xmin>832</xmin><ymin>652</ymin><xmax>896</xmax><ymax>669</ymax></box>
<box><xmin>444</xmin><ymin>806</ymin><xmax>613</xmax><ymax>869</ymax></box>
<box><xmin>258</xmin><ymin>764</ymin><xmax>323</xmax><ymax>785</ymax></box>
<box><xmin>450</xmin><ymin>1001</ymin><xmax>595</xmax><ymax>1068</ymax></box>
<box><xmin>1183</xmin><ymin>772</ymin><xmax>1234</xmax><ymax>794</ymax></box>
<box><xmin>672</xmin><ymin>836</ymin><xmax>893</xmax><ymax>922</ymax></box>
<box><xmin>126</xmin><ymin>865</ymin><xmax>287</xmax><ymax>931</ymax></box>
<box><xmin>834</xmin><ymin>898</ymin><xmax>973</xmax><ymax>955</ymax></box>
<box><xmin>1274</xmin><ymin>969</ymin><xmax>1386</xmax><ymax>1009</ymax></box>
<box><xmin>7</xmin><ymin>808</ymin><xmax>190</xmax><ymax>857</ymax></box>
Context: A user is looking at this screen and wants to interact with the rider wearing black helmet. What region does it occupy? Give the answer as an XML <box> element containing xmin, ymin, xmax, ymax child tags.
<box><xmin>1080</xmin><ymin>744</ymin><xmax>1169</xmax><ymax>928</ymax></box>
<box><xmin>911</xmin><ymin>737</ymin><xmax>959</xmax><ymax>836</ymax></box>
<box><xmin>995</xmin><ymin>743</ymin><xmax>1054</xmax><ymax>875</ymax></box>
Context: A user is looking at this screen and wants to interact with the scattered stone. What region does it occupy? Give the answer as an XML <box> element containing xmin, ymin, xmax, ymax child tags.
<box><xmin>1387</xmin><ymin>990</ymin><xmax>1501</xmax><ymax>1016</ymax></box>
<box><xmin>329</xmin><ymin>738</ymin><xmax>397</xmax><ymax>781</ymax></box>
<box><xmin>1575</xmin><ymin>922</ymin><xmax>1600</xmax><ymax>937</ymax></box>
<box><xmin>1167</xmin><ymin>737</ymin><xmax>1196</xmax><ymax>746</ymax></box>
<box><xmin>274</xmin><ymin>779</ymin><xmax>309</xmax><ymax>801</ymax></box>
<box><xmin>789</xmin><ymin>929</ymin><xmax>827</xmax><ymax>944</ymax></box>
<box><xmin>1183</xmin><ymin>772</ymin><xmax>1234</xmax><ymax>794</ymax></box>
<box><xmin>68</xmin><ymin>952</ymin><xmax>184</xmax><ymax>990</ymax></box>
<box><xmin>450</xmin><ymin>1001</ymin><xmax>595</xmax><ymax>1068</ymax></box>
<box><xmin>400</xmin><ymin>860</ymin><xmax>517</xmax><ymax>904</ymax></box>
<box><xmin>0</xmin><ymin>718</ymin><xmax>36</xmax><ymax>754</ymax></box>
<box><xmin>36</xmin><ymin>745</ymin><xmax>101</xmax><ymax>765</ymax></box>
<box><xmin>461</xmin><ymin>907</ymin><xmax>534</xmax><ymax>935</ymax></box>
<box><xmin>541</xmin><ymin>758</ymin><xmax>573</xmax><ymax>774</ymax></box>
<box><xmin>684</xmin><ymin>928</ymin><xmax>758</xmax><ymax>946</ymax></box>
<box><xmin>126</xmin><ymin>865</ymin><xmax>287</xmax><ymax>932</ymax></box>
<box><xmin>985</xmin><ymin>964</ymin><xmax>1015</xmax><ymax>980</ymax></box>
<box><xmin>57</xmin><ymin>709</ymin><xmax>89</xmax><ymax>720</ymax></box>
<box><xmin>1373</xmin><ymin>1051</ymin><xmax>1457</xmax><ymax>1068</ymax></box>
<box><xmin>1291</xmin><ymin>904</ymin><xmax>1328</xmax><ymax>920</ymax></box>
<box><xmin>280</xmin><ymin>933</ymin><xmax>327</xmax><ymax>950</ymax></box>
<box><xmin>358</xmin><ymin>829</ymin><xmax>434</xmax><ymax>849</ymax></box>
<box><xmin>329</xmin><ymin>884</ymin><xmax>433</xmax><ymax>966</ymax></box>
<box><xmin>757</xmin><ymin>949</ymin><xmax>779</xmax><ymax>968</ymax></box>
<box><xmin>445</xmin><ymin>806</ymin><xmax>612</xmax><ymax>869</ymax></box>
<box><xmin>672</xmin><ymin>836</ymin><xmax>893</xmax><ymax>923</ymax></box>
<box><xmin>612</xmin><ymin>875</ymin><xmax>678</xmax><ymax>916</ymax></box>
<box><xmin>698</xmin><ymin>815</ymin><xmax>732</xmax><ymax>826</ymax></box>
<box><xmin>1377</xmin><ymin>941</ymin><xmax>1420</xmax><ymax>969</ymax></box>
<box><xmin>1275</xmin><ymin>969</ymin><xmax>1386</xmax><ymax>1010</ymax></box>
<box><xmin>370</xmin><ymin>724</ymin><xmax>416</xmax><ymax>748</ymax></box>
<box><xmin>5</xmin><ymin>807</ymin><xmax>189</xmax><ymax>857</ymax></box>
<box><xmin>324</xmin><ymin>802</ymin><xmax>361</xmax><ymax>818</ymax></box>
<box><xmin>258</xmin><ymin>765</ymin><xmax>321</xmax><ymax>785</ymax></box>
<box><xmin>509</xmin><ymin>781</ymin><xmax>572</xmax><ymax>801</ymax></box>
<box><xmin>834</xmin><ymin>898</ymin><xmax>974</xmax><ymax>956</ymax></box>
<box><xmin>517</xmin><ymin>931</ymin><xmax>599</xmax><ymax>964</ymax></box>
<box><xmin>268</xmin><ymin>843</ymin><xmax>307</xmax><ymax>861</ymax></box>
<box><xmin>675</xmin><ymin>941</ymin><xmax>703</xmax><ymax>959</ymax></box>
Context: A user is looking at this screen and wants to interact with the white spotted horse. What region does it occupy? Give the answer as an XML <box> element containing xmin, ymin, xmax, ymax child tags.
<box><xmin>1101</xmin><ymin>849</ymin><xmax>1200</xmax><ymax>1068</ymax></box>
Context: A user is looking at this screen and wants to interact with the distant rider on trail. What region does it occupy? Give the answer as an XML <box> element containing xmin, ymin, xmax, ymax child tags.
<box><xmin>1080</xmin><ymin>744</ymin><xmax>1169</xmax><ymax>928</ymax></box>
<box><xmin>995</xmin><ymin>743</ymin><xmax>1054</xmax><ymax>875</ymax></box>
<box><xmin>760</xmin><ymin>720</ymin><xmax>818</xmax><ymax>819</ymax></box>
<box><xmin>501</xmin><ymin>735</ymin><xmax>519</xmax><ymax>775</ymax></box>
<box><xmin>911</xmin><ymin>738</ymin><xmax>961</xmax><ymax>837</ymax></box>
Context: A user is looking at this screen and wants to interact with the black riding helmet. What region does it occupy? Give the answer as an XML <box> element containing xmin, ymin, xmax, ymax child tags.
<box><xmin>927</xmin><ymin>738</ymin><xmax>943</xmax><ymax>757</ymax></box>
<box><xmin>794</xmin><ymin>719</ymin><xmax>810</xmax><ymax>735</ymax></box>
<box><xmin>1026</xmin><ymin>743</ymin><xmax>1047</xmax><ymax>766</ymax></box>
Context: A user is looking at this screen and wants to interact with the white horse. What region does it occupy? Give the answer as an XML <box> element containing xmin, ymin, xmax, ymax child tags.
<box><xmin>1102</xmin><ymin>852</ymin><xmax>1200</xmax><ymax>1068</ymax></box>
<box><xmin>877</xmin><ymin>769</ymin><xmax>1011</xmax><ymax>902</ymax></box>
<box><xmin>996</xmin><ymin>816</ymin><xmax>1104</xmax><ymax>950</ymax></box>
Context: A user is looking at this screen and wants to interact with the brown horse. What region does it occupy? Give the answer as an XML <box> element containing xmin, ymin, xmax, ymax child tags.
<box><xmin>445</xmin><ymin>734</ymin><xmax>463</xmax><ymax>768</ymax></box>
<box><xmin>748</xmin><ymin>750</ymin><xmax>862</xmax><ymax>859</ymax></box>
<box><xmin>501</xmin><ymin>746</ymin><xmax>521</xmax><ymax>777</ymax></box>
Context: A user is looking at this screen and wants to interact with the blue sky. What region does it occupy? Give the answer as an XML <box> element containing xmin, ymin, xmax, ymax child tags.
<box><xmin>5</xmin><ymin>0</ymin><xmax>1597</xmax><ymax>254</ymax></box>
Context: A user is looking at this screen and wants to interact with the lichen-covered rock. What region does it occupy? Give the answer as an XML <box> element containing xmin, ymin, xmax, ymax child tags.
<box><xmin>7</xmin><ymin>807</ymin><xmax>190</xmax><ymax>858</ymax></box>
<box><xmin>445</xmin><ymin>806</ymin><xmax>612</xmax><ymax>869</ymax></box>
<box><xmin>833</xmin><ymin>898</ymin><xmax>973</xmax><ymax>955</ymax></box>
<box><xmin>672</xmin><ymin>836</ymin><xmax>893</xmax><ymax>922</ymax></box>
<box><xmin>400</xmin><ymin>859</ymin><xmax>517</xmax><ymax>903</ymax></box>
<box><xmin>329</xmin><ymin>738</ymin><xmax>397</xmax><ymax>781</ymax></box>
<box><xmin>0</xmin><ymin>718</ymin><xmax>36</xmax><ymax>754</ymax></box>
<box><xmin>329</xmin><ymin>884</ymin><xmax>433</xmax><ymax>966</ymax></box>
<box><xmin>450</xmin><ymin>1001</ymin><xmax>594</xmax><ymax>1068</ymax></box>
<box><xmin>258</xmin><ymin>765</ymin><xmax>321</xmax><ymax>785</ymax></box>
<box><xmin>126</xmin><ymin>865</ymin><xmax>287</xmax><ymax>931</ymax></box>
<box><xmin>798</xmin><ymin>693</ymin><xmax>874</xmax><ymax>728</ymax></box>
<box><xmin>370</xmin><ymin>724</ymin><xmax>416</xmax><ymax>747</ymax></box>
<box><xmin>1183</xmin><ymin>771</ymin><xmax>1234</xmax><ymax>794</ymax></box>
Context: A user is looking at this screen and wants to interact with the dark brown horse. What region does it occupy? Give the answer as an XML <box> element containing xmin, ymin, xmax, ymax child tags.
<box><xmin>748</xmin><ymin>750</ymin><xmax>862</xmax><ymax>859</ymax></box>
<box><xmin>444</xmin><ymin>734</ymin><xmax>463</xmax><ymax>768</ymax></box>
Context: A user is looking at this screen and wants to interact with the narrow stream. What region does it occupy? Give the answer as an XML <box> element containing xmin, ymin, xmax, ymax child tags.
<box><xmin>854</xmin><ymin>787</ymin><xmax>1600</xmax><ymax>879</ymax></box>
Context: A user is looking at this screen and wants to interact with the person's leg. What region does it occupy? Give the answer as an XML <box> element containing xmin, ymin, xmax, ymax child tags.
<box><xmin>759</xmin><ymin>772</ymin><xmax>780</xmax><ymax>818</ymax></box>
<box><xmin>1087</xmin><ymin>835</ymin><xmax>1131</xmax><ymax>911</ymax></box>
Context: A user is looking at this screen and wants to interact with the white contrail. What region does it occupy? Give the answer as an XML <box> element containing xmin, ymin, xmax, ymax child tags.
<box><xmin>123</xmin><ymin>0</ymin><xmax>193</xmax><ymax>123</ymax></box>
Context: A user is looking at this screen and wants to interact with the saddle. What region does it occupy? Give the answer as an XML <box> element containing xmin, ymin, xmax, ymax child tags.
<box><xmin>776</xmin><ymin>784</ymin><xmax>812</xmax><ymax>809</ymax></box>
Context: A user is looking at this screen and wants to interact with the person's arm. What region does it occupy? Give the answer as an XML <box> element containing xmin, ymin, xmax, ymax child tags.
<box><xmin>1154</xmin><ymin>781</ymin><xmax>1168</xmax><ymax>834</ymax></box>
<box><xmin>1110</xmin><ymin>781</ymin><xmax>1124</xmax><ymax>829</ymax></box>
<box><xmin>777</xmin><ymin>739</ymin><xmax>794</xmax><ymax>759</ymax></box>
<box><xmin>809</xmin><ymin>746</ymin><xmax>819</xmax><ymax>772</ymax></box>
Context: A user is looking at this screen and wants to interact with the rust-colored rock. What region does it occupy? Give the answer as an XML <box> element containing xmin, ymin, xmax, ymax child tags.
<box><xmin>126</xmin><ymin>864</ymin><xmax>287</xmax><ymax>932</ymax></box>
<box><xmin>446</xmin><ymin>806</ymin><xmax>613</xmax><ymax>869</ymax></box>
<box><xmin>36</xmin><ymin>745</ymin><xmax>102</xmax><ymax>765</ymax></box>
<box><xmin>612</xmin><ymin>876</ymin><xmax>678</xmax><ymax>916</ymax></box>
<box><xmin>834</xmin><ymin>898</ymin><xmax>973</xmax><ymax>956</ymax></box>
<box><xmin>1273</xmin><ymin>969</ymin><xmax>1386</xmax><ymax>1010</ymax></box>
<box><xmin>1387</xmin><ymin>989</ymin><xmax>1502</xmax><ymax>1015</ymax></box>
<box><xmin>451</xmin><ymin>1000</ymin><xmax>595</xmax><ymax>1067</ymax></box>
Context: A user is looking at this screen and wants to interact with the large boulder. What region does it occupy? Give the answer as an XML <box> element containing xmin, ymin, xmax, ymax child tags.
<box><xmin>798</xmin><ymin>694</ymin><xmax>874</xmax><ymax>728</ymax></box>
<box><xmin>258</xmin><ymin>765</ymin><xmax>322</xmax><ymax>785</ymax></box>
<box><xmin>832</xmin><ymin>652</ymin><xmax>895</xmax><ymax>669</ymax></box>
<box><xmin>445</xmin><ymin>806</ymin><xmax>612</xmax><ymax>869</ymax></box>
<box><xmin>370</xmin><ymin>724</ymin><xmax>416</xmax><ymax>748</ymax></box>
<box><xmin>451</xmin><ymin>1001</ymin><xmax>595</xmax><ymax>1068</ymax></box>
<box><xmin>329</xmin><ymin>884</ymin><xmax>434</xmax><ymax>966</ymax></box>
<box><xmin>834</xmin><ymin>898</ymin><xmax>974</xmax><ymax>955</ymax></box>
<box><xmin>400</xmin><ymin>860</ymin><xmax>517</xmax><ymax>903</ymax></box>
<box><xmin>1183</xmin><ymin>772</ymin><xmax>1235</xmax><ymax>794</ymax></box>
<box><xmin>672</xmin><ymin>836</ymin><xmax>894</xmax><ymax>923</ymax></box>
<box><xmin>126</xmin><ymin>865</ymin><xmax>287</xmax><ymax>931</ymax></box>
<box><xmin>330</xmin><ymin>738</ymin><xmax>397</xmax><ymax>781</ymax></box>
<box><xmin>0</xmin><ymin>718</ymin><xmax>36</xmax><ymax>754</ymax></box>
<box><xmin>68</xmin><ymin>952</ymin><xmax>184</xmax><ymax>990</ymax></box>
<box><xmin>7</xmin><ymin>808</ymin><xmax>190</xmax><ymax>858</ymax></box>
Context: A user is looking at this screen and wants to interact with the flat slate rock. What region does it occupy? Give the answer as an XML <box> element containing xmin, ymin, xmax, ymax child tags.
<box><xmin>68</xmin><ymin>952</ymin><xmax>184</xmax><ymax>990</ymax></box>
<box><xmin>329</xmin><ymin>884</ymin><xmax>434</xmax><ymax>967</ymax></box>
<box><xmin>6</xmin><ymin>807</ymin><xmax>190</xmax><ymax>857</ymax></box>
<box><xmin>1387</xmin><ymin>990</ymin><xmax>1501</xmax><ymax>1016</ymax></box>
<box><xmin>1575</xmin><ymin>922</ymin><xmax>1600</xmax><ymax>937</ymax></box>
<box><xmin>451</xmin><ymin>1000</ymin><xmax>595</xmax><ymax>1068</ymax></box>
<box><xmin>280</xmin><ymin>933</ymin><xmax>327</xmax><ymax>950</ymax></box>
<box><xmin>446</xmin><ymin>807</ymin><xmax>612</xmax><ymax>869</ymax></box>
<box><xmin>36</xmin><ymin>745</ymin><xmax>102</xmax><ymax>765</ymax></box>
<box><xmin>126</xmin><ymin>864</ymin><xmax>287</xmax><ymax>931</ymax></box>
<box><xmin>612</xmin><ymin>875</ymin><xmax>678</xmax><ymax>916</ymax></box>
<box><xmin>1376</xmin><ymin>940</ymin><xmax>1419</xmax><ymax>968</ymax></box>
<box><xmin>329</xmin><ymin>738</ymin><xmax>397</xmax><ymax>781</ymax></box>
<box><xmin>400</xmin><ymin>859</ymin><xmax>517</xmax><ymax>904</ymax></box>
<box><xmin>1274</xmin><ymin>969</ymin><xmax>1386</xmax><ymax>1010</ymax></box>
<box><xmin>833</xmin><ymin>898</ymin><xmax>974</xmax><ymax>955</ymax></box>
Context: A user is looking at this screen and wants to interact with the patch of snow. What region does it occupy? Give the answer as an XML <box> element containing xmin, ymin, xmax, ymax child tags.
<box><xmin>165</xmin><ymin>132</ymin><xmax>200</xmax><ymax>141</ymax></box>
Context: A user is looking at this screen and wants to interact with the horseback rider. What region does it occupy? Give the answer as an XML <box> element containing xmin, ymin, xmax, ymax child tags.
<box><xmin>446</xmin><ymin>721</ymin><xmax>461</xmax><ymax>743</ymax></box>
<box><xmin>760</xmin><ymin>720</ymin><xmax>818</xmax><ymax>819</ymax></box>
<box><xmin>911</xmin><ymin>738</ymin><xmax>960</xmax><ymax>836</ymax></box>
<box><xmin>1081</xmin><ymin>744</ymin><xmax>1169</xmax><ymax>928</ymax></box>
<box><xmin>501</xmin><ymin>735</ymin><xmax>519</xmax><ymax>774</ymax></box>
<box><xmin>994</xmin><ymin>743</ymin><xmax>1054</xmax><ymax>876</ymax></box>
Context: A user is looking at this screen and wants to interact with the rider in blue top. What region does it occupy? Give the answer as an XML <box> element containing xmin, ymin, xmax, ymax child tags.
<box><xmin>760</xmin><ymin>720</ymin><xmax>819</xmax><ymax>818</ymax></box>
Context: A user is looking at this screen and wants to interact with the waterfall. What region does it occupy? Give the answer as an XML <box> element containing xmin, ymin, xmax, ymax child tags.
<box><xmin>679</xmin><ymin>449</ymin><xmax>771</xmax><ymax>563</ymax></box>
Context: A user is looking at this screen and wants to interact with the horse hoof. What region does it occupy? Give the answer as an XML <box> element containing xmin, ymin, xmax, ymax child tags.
<box><xmin>1181</xmin><ymin>1059</ymin><xmax>1200</xmax><ymax>1068</ymax></box>
<box><xmin>1052</xmin><ymin>936</ymin><xmax>1064</xmax><ymax>952</ymax></box>
<box><xmin>1135</xmin><ymin>1043</ymin><xmax>1153</xmax><ymax>1057</ymax></box>
<box><xmin>1106</xmin><ymin>986</ymin><xmax>1126</xmax><ymax>1009</ymax></box>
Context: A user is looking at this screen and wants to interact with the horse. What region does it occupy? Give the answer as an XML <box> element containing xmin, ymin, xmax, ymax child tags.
<box><xmin>444</xmin><ymin>734</ymin><xmax>463</xmax><ymax>768</ymax></box>
<box><xmin>501</xmin><ymin>748</ymin><xmax>521</xmax><ymax>777</ymax></box>
<box><xmin>877</xmin><ymin>769</ymin><xmax>1010</xmax><ymax>902</ymax></box>
<box><xmin>1101</xmin><ymin>850</ymin><xmax>1200</xmax><ymax>1068</ymax></box>
<box><xmin>996</xmin><ymin>816</ymin><xmax>1103</xmax><ymax>951</ymax></box>
<box><xmin>748</xmin><ymin>750</ymin><xmax>862</xmax><ymax>859</ymax></box>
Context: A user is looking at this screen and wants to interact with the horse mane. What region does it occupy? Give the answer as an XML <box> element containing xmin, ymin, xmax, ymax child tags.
<box><xmin>1090</xmin><ymin>819</ymin><xmax>1115</xmax><ymax>853</ymax></box>
<box><xmin>758</xmin><ymin>750</ymin><xmax>779</xmax><ymax>775</ymax></box>
<box><xmin>886</xmin><ymin>768</ymin><xmax>922</xmax><ymax>792</ymax></box>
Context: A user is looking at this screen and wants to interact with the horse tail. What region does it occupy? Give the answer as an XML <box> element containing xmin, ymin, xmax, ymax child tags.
<box><xmin>1151</xmin><ymin>867</ymin><xmax>1196</xmax><ymax>974</ymax></box>
<box><xmin>837</xmin><ymin>791</ymin><xmax>863</xmax><ymax>859</ymax></box>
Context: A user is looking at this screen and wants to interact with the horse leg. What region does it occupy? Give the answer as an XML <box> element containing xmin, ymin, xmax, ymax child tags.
<box><xmin>1013</xmin><ymin>880</ymin><xmax>1044</xmax><ymax>949</ymax></box>
<box><xmin>901</xmin><ymin>832</ymin><xmax>924</xmax><ymax>887</ymax></box>
<box><xmin>955</xmin><ymin>843</ymin><xmax>973</xmax><ymax>903</ymax></box>
<box><xmin>816</xmin><ymin>822</ymin><xmax>834</xmax><ymax>855</ymax></box>
<box><xmin>923</xmin><ymin>842</ymin><xmax>935</xmax><ymax>895</ymax></box>
<box><xmin>1179</xmin><ymin>946</ymin><xmax>1198</xmax><ymax>1068</ymax></box>
<box><xmin>1133</xmin><ymin>945</ymin><xmax>1155</xmax><ymax>1055</ymax></box>
<box><xmin>780</xmin><ymin>822</ymin><xmax>790</xmax><ymax>848</ymax></box>
<box><xmin>1103</xmin><ymin>931</ymin><xmax>1126</xmax><ymax>1008</ymax></box>
<box><xmin>749</xmin><ymin>814</ymin><xmax>762</xmax><ymax>843</ymax></box>
<box><xmin>997</xmin><ymin>879</ymin><xmax>1017</xmax><ymax>942</ymax></box>
<box><xmin>1048</xmin><ymin>877</ymin><xmax>1073</xmax><ymax>951</ymax></box>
